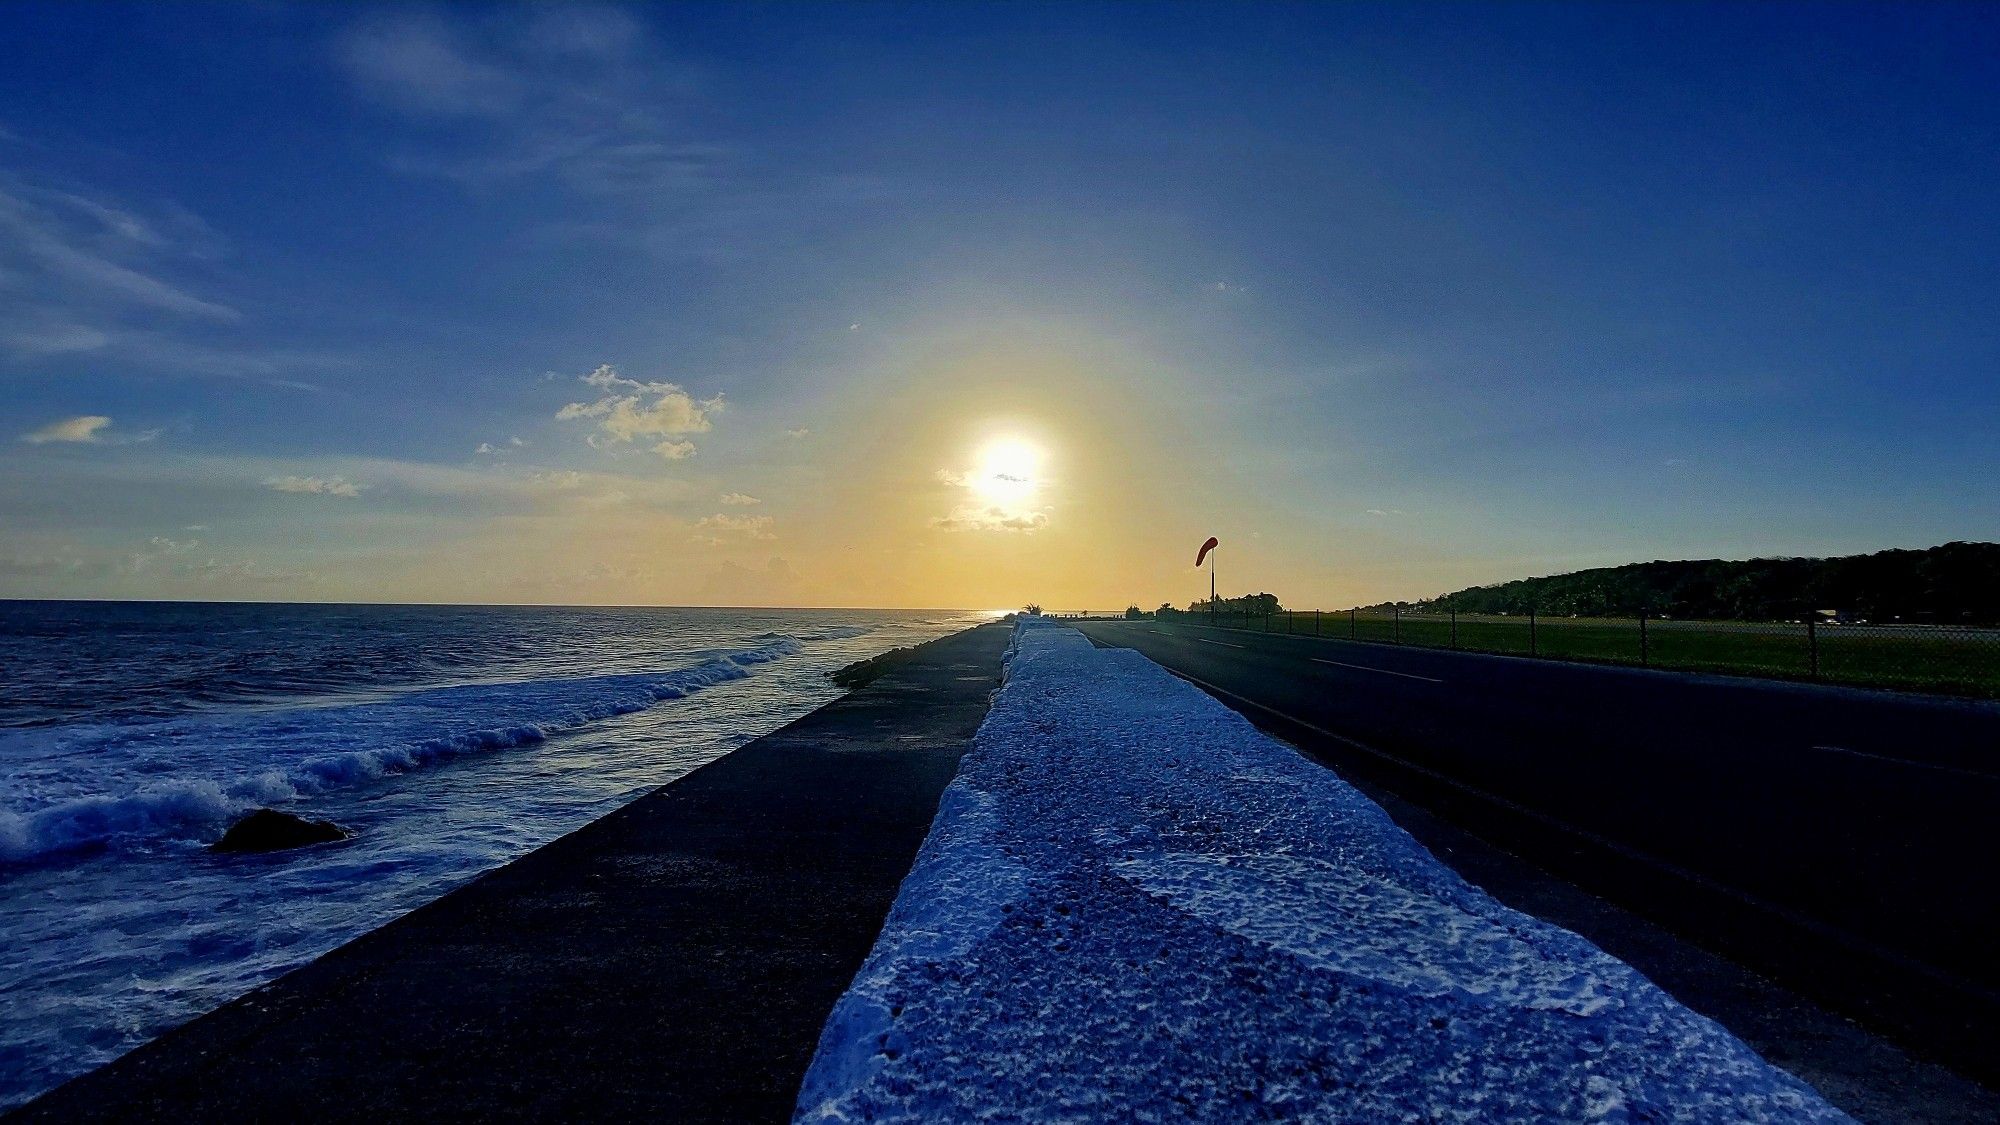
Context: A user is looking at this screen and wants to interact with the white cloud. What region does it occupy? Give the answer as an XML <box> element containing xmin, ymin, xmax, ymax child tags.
<box><xmin>933</xmin><ymin>504</ymin><xmax>1051</xmax><ymax>533</ymax></box>
<box><xmin>786</xmin><ymin>427</ymin><xmax>811</xmax><ymax>438</ymax></box>
<box><xmin>22</xmin><ymin>415</ymin><xmax>112</xmax><ymax>444</ymax></box>
<box><xmin>932</xmin><ymin>445</ymin><xmax>1052</xmax><ymax>533</ymax></box>
<box><xmin>719</xmin><ymin>491</ymin><xmax>760</xmax><ymax>506</ymax></box>
<box><xmin>695</xmin><ymin>513</ymin><xmax>776</xmax><ymax>540</ymax></box>
<box><xmin>556</xmin><ymin>364</ymin><xmax>723</xmax><ymax>456</ymax></box>
<box><xmin>265</xmin><ymin>474</ymin><xmax>363</xmax><ymax>498</ymax></box>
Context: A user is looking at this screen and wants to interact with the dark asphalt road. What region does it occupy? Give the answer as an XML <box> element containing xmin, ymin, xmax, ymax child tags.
<box><xmin>1078</xmin><ymin>618</ymin><xmax>2000</xmax><ymax>1081</ymax></box>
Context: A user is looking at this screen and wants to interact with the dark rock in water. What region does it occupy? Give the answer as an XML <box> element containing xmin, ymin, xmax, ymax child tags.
<box><xmin>212</xmin><ymin>809</ymin><xmax>350</xmax><ymax>853</ymax></box>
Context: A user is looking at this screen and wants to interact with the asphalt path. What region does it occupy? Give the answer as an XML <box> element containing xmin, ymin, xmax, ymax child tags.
<box><xmin>1078</xmin><ymin>618</ymin><xmax>2000</xmax><ymax>1081</ymax></box>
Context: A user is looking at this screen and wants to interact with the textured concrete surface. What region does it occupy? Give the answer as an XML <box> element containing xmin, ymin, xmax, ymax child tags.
<box><xmin>804</xmin><ymin>621</ymin><xmax>1844</xmax><ymax>1123</ymax></box>
<box><xmin>1077</xmin><ymin>620</ymin><xmax>2000</xmax><ymax>1120</ymax></box>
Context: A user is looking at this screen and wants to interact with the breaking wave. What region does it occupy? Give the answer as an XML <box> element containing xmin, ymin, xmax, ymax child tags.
<box><xmin>0</xmin><ymin>639</ymin><xmax>801</xmax><ymax>868</ymax></box>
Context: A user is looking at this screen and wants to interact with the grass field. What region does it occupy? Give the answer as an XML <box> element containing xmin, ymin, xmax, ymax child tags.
<box><xmin>1186</xmin><ymin>609</ymin><xmax>2000</xmax><ymax>699</ymax></box>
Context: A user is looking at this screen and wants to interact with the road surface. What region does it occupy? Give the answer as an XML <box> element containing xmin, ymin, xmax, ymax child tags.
<box><xmin>1077</xmin><ymin>618</ymin><xmax>2000</xmax><ymax>1081</ymax></box>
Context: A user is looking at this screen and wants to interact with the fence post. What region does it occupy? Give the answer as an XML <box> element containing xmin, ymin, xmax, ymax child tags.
<box><xmin>1807</xmin><ymin>615</ymin><xmax>1819</xmax><ymax>679</ymax></box>
<box><xmin>1350</xmin><ymin>608</ymin><xmax>1356</xmax><ymax>638</ymax></box>
<box><xmin>1287</xmin><ymin>610</ymin><xmax>1294</xmax><ymax>635</ymax></box>
<box><xmin>1529</xmin><ymin>607</ymin><xmax>1538</xmax><ymax>657</ymax></box>
<box><xmin>1316</xmin><ymin>609</ymin><xmax>1322</xmax><ymax>636</ymax></box>
<box><xmin>1450</xmin><ymin>608</ymin><xmax>1458</xmax><ymax>649</ymax></box>
<box><xmin>1393</xmin><ymin>605</ymin><xmax>1401</xmax><ymax>644</ymax></box>
<box><xmin>1639</xmin><ymin>611</ymin><xmax>1649</xmax><ymax>667</ymax></box>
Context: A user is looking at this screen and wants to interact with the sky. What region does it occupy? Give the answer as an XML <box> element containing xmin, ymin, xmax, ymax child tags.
<box><xmin>1</xmin><ymin>2</ymin><xmax>1995</xmax><ymax>610</ymax></box>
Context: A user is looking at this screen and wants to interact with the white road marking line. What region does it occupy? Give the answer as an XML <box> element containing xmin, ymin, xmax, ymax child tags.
<box><xmin>1808</xmin><ymin>745</ymin><xmax>1998</xmax><ymax>781</ymax></box>
<box><xmin>1194</xmin><ymin>637</ymin><xmax>1245</xmax><ymax>649</ymax></box>
<box><xmin>1311</xmin><ymin>657</ymin><xmax>1442</xmax><ymax>683</ymax></box>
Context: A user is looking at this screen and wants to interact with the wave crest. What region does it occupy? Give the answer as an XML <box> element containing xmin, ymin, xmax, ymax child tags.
<box><xmin>0</xmin><ymin>641</ymin><xmax>798</xmax><ymax>869</ymax></box>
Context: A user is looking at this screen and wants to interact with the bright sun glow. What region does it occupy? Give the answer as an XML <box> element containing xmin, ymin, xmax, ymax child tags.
<box><xmin>971</xmin><ymin>438</ymin><xmax>1044</xmax><ymax>504</ymax></box>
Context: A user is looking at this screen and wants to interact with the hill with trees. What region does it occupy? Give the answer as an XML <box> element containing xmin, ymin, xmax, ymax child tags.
<box><xmin>1416</xmin><ymin>542</ymin><xmax>2000</xmax><ymax>623</ymax></box>
<box><xmin>1165</xmin><ymin>593</ymin><xmax>1284</xmax><ymax>618</ymax></box>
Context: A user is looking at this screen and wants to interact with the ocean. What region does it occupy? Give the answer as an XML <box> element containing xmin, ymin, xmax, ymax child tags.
<box><xmin>0</xmin><ymin>600</ymin><xmax>985</xmax><ymax>1108</ymax></box>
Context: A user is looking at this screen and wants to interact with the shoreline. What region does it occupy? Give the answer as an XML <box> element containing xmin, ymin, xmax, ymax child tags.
<box><xmin>13</xmin><ymin>623</ymin><xmax>1011</xmax><ymax>1122</ymax></box>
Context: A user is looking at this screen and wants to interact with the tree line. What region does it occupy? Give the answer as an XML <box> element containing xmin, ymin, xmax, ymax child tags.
<box><xmin>1414</xmin><ymin>542</ymin><xmax>2000</xmax><ymax>623</ymax></box>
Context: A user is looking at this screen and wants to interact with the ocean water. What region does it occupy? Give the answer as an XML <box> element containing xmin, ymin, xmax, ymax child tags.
<box><xmin>0</xmin><ymin>600</ymin><xmax>985</xmax><ymax>1108</ymax></box>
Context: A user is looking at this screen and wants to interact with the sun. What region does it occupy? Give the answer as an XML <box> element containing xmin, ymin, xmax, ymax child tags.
<box><xmin>971</xmin><ymin>438</ymin><xmax>1044</xmax><ymax>504</ymax></box>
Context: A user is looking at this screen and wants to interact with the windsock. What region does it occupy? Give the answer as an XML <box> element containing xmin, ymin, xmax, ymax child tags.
<box><xmin>1196</xmin><ymin>536</ymin><xmax>1219</xmax><ymax>567</ymax></box>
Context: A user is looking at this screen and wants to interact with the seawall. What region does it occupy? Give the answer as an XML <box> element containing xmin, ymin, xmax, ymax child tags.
<box><xmin>12</xmin><ymin>622</ymin><xmax>1012</xmax><ymax>1123</ymax></box>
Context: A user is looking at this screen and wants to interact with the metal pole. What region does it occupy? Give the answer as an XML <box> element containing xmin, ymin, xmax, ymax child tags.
<box><xmin>1639</xmin><ymin>611</ymin><xmax>1649</xmax><ymax>667</ymax></box>
<box><xmin>1393</xmin><ymin>605</ymin><xmax>1401</xmax><ymax>644</ymax></box>
<box><xmin>1529</xmin><ymin>607</ymin><xmax>1538</xmax><ymax>656</ymax></box>
<box><xmin>1450</xmin><ymin>608</ymin><xmax>1458</xmax><ymax>649</ymax></box>
<box><xmin>1350</xmin><ymin>608</ymin><xmax>1356</xmax><ymax>638</ymax></box>
<box><xmin>1316</xmin><ymin>609</ymin><xmax>1322</xmax><ymax>636</ymax></box>
<box><xmin>1807</xmin><ymin>615</ymin><xmax>1819</xmax><ymax>679</ymax></box>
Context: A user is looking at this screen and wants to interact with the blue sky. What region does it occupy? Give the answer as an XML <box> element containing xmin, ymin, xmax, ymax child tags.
<box><xmin>2</xmin><ymin>2</ymin><xmax>1994</xmax><ymax>607</ymax></box>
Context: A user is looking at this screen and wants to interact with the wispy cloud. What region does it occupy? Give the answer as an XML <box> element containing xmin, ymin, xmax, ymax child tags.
<box><xmin>695</xmin><ymin>512</ymin><xmax>776</xmax><ymax>540</ymax></box>
<box><xmin>933</xmin><ymin>505</ymin><xmax>1051</xmax><ymax>533</ymax></box>
<box><xmin>719</xmin><ymin>491</ymin><xmax>760</xmax><ymax>506</ymax></box>
<box><xmin>0</xmin><ymin>157</ymin><xmax>351</xmax><ymax>385</ymax></box>
<box><xmin>265</xmin><ymin>474</ymin><xmax>364</xmax><ymax>498</ymax></box>
<box><xmin>20</xmin><ymin>414</ymin><xmax>160</xmax><ymax>446</ymax></box>
<box><xmin>22</xmin><ymin>415</ymin><xmax>112</xmax><ymax>444</ymax></box>
<box><xmin>0</xmin><ymin>181</ymin><xmax>237</xmax><ymax>325</ymax></box>
<box><xmin>332</xmin><ymin>8</ymin><xmax>716</xmax><ymax>196</ymax></box>
<box><xmin>785</xmin><ymin>427</ymin><xmax>811</xmax><ymax>438</ymax></box>
<box><xmin>932</xmin><ymin>446</ymin><xmax>1052</xmax><ymax>533</ymax></box>
<box><xmin>556</xmin><ymin>364</ymin><xmax>723</xmax><ymax>459</ymax></box>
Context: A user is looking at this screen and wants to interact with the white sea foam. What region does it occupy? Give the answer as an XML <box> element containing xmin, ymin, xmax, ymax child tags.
<box><xmin>0</xmin><ymin>641</ymin><xmax>799</xmax><ymax>867</ymax></box>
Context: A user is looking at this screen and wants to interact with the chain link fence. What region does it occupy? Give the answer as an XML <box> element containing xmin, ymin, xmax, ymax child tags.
<box><xmin>1142</xmin><ymin>606</ymin><xmax>2000</xmax><ymax>699</ymax></box>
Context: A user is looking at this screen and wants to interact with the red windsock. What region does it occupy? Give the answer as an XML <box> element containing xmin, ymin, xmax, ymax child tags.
<box><xmin>1195</xmin><ymin>536</ymin><xmax>1219</xmax><ymax>567</ymax></box>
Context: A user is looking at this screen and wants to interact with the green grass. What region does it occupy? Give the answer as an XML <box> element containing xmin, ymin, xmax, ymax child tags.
<box><xmin>1190</xmin><ymin>610</ymin><xmax>2000</xmax><ymax>699</ymax></box>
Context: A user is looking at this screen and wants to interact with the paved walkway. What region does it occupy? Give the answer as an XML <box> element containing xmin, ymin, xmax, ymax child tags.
<box><xmin>15</xmin><ymin>624</ymin><xmax>1011</xmax><ymax>1124</ymax></box>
